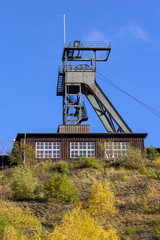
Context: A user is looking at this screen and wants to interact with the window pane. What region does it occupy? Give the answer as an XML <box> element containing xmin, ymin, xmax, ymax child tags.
<box><xmin>105</xmin><ymin>142</ymin><xmax>112</xmax><ymax>150</ymax></box>
<box><xmin>37</xmin><ymin>150</ymin><xmax>43</xmax><ymax>158</ymax></box>
<box><xmin>88</xmin><ymin>142</ymin><xmax>95</xmax><ymax>150</ymax></box>
<box><xmin>71</xmin><ymin>150</ymin><xmax>78</xmax><ymax>158</ymax></box>
<box><xmin>79</xmin><ymin>150</ymin><xmax>86</xmax><ymax>157</ymax></box>
<box><xmin>114</xmin><ymin>142</ymin><xmax>121</xmax><ymax>150</ymax></box>
<box><xmin>122</xmin><ymin>142</ymin><xmax>129</xmax><ymax>149</ymax></box>
<box><xmin>45</xmin><ymin>142</ymin><xmax>52</xmax><ymax>149</ymax></box>
<box><xmin>88</xmin><ymin>150</ymin><xmax>95</xmax><ymax>157</ymax></box>
<box><xmin>71</xmin><ymin>142</ymin><xmax>78</xmax><ymax>149</ymax></box>
<box><xmin>45</xmin><ymin>150</ymin><xmax>52</xmax><ymax>158</ymax></box>
<box><xmin>37</xmin><ymin>142</ymin><xmax>43</xmax><ymax>150</ymax></box>
<box><xmin>56</xmin><ymin>143</ymin><xmax>60</xmax><ymax>149</ymax></box>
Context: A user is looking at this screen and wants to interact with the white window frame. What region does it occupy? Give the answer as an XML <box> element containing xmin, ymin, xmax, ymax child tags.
<box><xmin>105</xmin><ymin>142</ymin><xmax>129</xmax><ymax>158</ymax></box>
<box><xmin>36</xmin><ymin>142</ymin><xmax>61</xmax><ymax>158</ymax></box>
<box><xmin>70</xmin><ymin>142</ymin><xmax>95</xmax><ymax>158</ymax></box>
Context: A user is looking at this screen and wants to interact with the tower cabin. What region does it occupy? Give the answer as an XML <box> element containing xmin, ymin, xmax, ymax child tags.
<box><xmin>15</xmin><ymin>41</ymin><xmax>147</xmax><ymax>161</ymax></box>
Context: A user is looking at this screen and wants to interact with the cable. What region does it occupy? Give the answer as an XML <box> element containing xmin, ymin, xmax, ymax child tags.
<box><xmin>96</xmin><ymin>71</ymin><xmax>160</xmax><ymax>118</ymax></box>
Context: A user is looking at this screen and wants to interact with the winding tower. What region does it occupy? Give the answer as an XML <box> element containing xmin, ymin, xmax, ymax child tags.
<box><xmin>57</xmin><ymin>41</ymin><xmax>132</xmax><ymax>133</ymax></box>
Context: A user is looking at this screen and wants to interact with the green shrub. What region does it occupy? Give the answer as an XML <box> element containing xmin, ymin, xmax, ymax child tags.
<box><xmin>55</xmin><ymin>161</ymin><xmax>73</xmax><ymax>175</ymax></box>
<box><xmin>139</xmin><ymin>166</ymin><xmax>148</xmax><ymax>175</ymax></box>
<box><xmin>147</xmin><ymin>145</ymin><xmax>160</xmax><ymax>160</ymax></box>
<box><xmin>116</xmin><ymin>146</ymin><xmax>145</xmax><ymax>169</ymax></box>
<box><xmin>140</xmin><ymin>167</ymin><xmax>157</xmax><ymax>179</ymax></box>
<box><xmin>44</xmin><ymin>173</ymin><xmax>79</xmax><ymax>204</ymax></box>
<box><xmin>84</xmin><ymin>157</ymin><xmax>104</xmax><ymax>171</ymax></box>
<box><xmin>0</xmin><ymin>174</ymin><xmax>7</xmax><ymax>185</ymax></box>
<box><xmin>125</xmin><ymin>227</ymin><xmax>138</xmax><ymax>235</ymax></box>
<box><xmin>122</xmin><ymin>175</ymin><xmax>130</xmax><ymax>182</ymax></box>
<box><xmin>38</xmin><ymin>161</ymin><xmax>51</xmax><ymax>174</ymax></box>
<box><xmin>155</xmin><ymin>170</ymin><xmax>160</xmax><ymax>179</ymax></box>
<box><xmin>78</xmin><ymin>155</ymin><xmax>82</xmax><ymax>162</ymax></box>
<box><xmin>146</xmin><ymin>168</ymin><xmax>157</xmax><ymax>179</ymax></box>
<box><xmin>10</xmin><ymin>166</ymin><xmax>39</xmax><ymax>200</ymax></box>
<box><xmin>151</xmin><ymin>219</ymin><xmax>160</xmax><ymax>238</ymax></box>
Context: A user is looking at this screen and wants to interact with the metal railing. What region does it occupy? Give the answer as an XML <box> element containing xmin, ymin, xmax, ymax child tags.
<box><xmin>66</xmin><ymin>64</ymin><xmax>93</xmax><ymax>71</ymax></box>
<box><xmin>65</xmin><ymin>41</ymin><xmax>111</xmax><ymax>48</ymax></box>
<box><xmin>59</xmin><ymin>64</ymin><xmax>94</xmax><ymax>72</ymax></box>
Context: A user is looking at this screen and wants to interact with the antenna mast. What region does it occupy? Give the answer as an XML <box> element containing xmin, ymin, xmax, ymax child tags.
<box><xmin>63</xmin><ymin>14</ymin><xmax>65</xmax><ymax>46</ymax></box>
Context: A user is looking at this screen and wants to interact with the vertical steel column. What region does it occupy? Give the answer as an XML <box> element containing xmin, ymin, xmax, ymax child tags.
<box><xmin>94</xmin><ymin>50</ymin><xmax>96</xmax><ymax>71</ymax></box>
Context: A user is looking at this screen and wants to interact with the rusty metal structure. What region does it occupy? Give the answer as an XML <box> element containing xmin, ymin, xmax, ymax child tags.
<box><xmin>57</xmin><ymin>41</ymin><xmax>132</xmax><ymax>133</ymax></box>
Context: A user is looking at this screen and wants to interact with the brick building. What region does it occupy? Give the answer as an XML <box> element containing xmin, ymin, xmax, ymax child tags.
<box><xmin>15</xmin><ymin>125</ymin><xmax>147</xmax><ymax>161</ymax></box>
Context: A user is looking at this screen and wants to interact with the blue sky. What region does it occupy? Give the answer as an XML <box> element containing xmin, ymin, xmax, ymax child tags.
<box><xmin>0</xmin><ymin>0</ymin><xmax>160</xmax><ymax>150</ymax></box>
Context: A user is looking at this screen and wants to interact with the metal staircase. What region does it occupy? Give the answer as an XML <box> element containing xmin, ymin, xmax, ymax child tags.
<box><xmin>66</xmin><ymin>96</ymin><xmax>88</xmax><ymax>124</ymax></box>
<box><xmin>57</xmin><ymin>69</ymin><xmax>64</xmax><ymax>96</ymax></box>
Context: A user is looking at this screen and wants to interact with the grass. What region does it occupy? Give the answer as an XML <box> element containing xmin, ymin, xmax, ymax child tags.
<box><xmin>1</xmin><ymin>157</ymin><xmax>160</xmax><ymax>239</ymax></box>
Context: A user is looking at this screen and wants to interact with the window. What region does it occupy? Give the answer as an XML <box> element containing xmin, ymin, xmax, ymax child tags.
<box><xmin>36</xmin><ymin>142</ymin><xmax>61</xmax><ymax>158</ymax></box>
<box><xmin>105</xmin><ymin>142</ymin><xmax>129</xmax><ymax>158</ymax></box>
<box><xmin>70</xmin><ymin>142</ymin><xmax>95</xmax><ymax>158</ymax></box>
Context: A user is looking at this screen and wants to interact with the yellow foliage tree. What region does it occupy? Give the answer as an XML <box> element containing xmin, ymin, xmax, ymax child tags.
<box><xmin>88</xmin><ymin>181</ymin><xmax>118</xmax><ymax>224</ymax></box>
<box><xmin>143</xmin><ymin>181</ymin><xmax>160</xmax><ymax>212</ymax></box>
<box><xmin>3</xmin><ymin>226</ymin><xmax>20</xmax><ymax>240</ymax></box>
<box><xmin>154</xmin><ymin>156</ymin><xmax>160</xmax><ymax>168</ymax></box>
<box><xmin>51</xmin><ymin>205</ymin><xmax>119</xmax><ymax>240</ymax></box>
<box><xmin>0</xmin><ymin>201</ymin><xmax>42</xmax><ymax>240</ymax></box>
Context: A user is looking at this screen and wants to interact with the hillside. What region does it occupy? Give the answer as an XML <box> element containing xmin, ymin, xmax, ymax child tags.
<box><xmin>0</xmin><ymin>150</ymin><xmax>160</xmax><ymax>239</ymax></box>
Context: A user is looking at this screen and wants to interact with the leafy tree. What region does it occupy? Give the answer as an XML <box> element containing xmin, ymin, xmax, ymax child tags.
<box><xmin>147</xmin><ymin>145</ymin><xmax>160</xmax><ymax>160</ymax></box>
<box><xmin>88</xmin><ymin>181</ymin><xmax>118</xmax><ymax>224</ymax></box>
<box><xmin>9</xmin><ymin>141</ymin><xmax>36</xmax><ymax>166</ymax></box>
<box><xmin>116</xmin><ymin>146</ymin><xmax>145</xmax><ymax>169</ymax></box>
<box><xmin>154</xmin><ymin>157</ymin><xmax>160</xmax><ymax>169</ymax></box>
<box><xmin>10</xmin><ymin>166</ymin><xmax>39</xmax><ymax>200</ymax></box>
<box><xmin>51</xmin><ymin>205</ymin><xmax>119</xmax><ymax>240</ymax></box>
<box><xmin>84</xmin><ymin>157</ymin><xmax>104</xmax><ymax>171</ymax></box>
<box><xmin>44</xmin><ymin>173</ymin><xmax>79</xmax><ymax>204</ymax></box>
<box><xmin>143</xmin><ymin>181</ymin><xmax>160</xmax><ymax>213</ymax></box>
<box><xmin>56</xmin><ymin>161</ymin><xmax>72</xmax><ymax>175</ymax></box>
<box><xmin>0</xmin><ymin>201</ymin><xmax>42</xmax><ymax>240</ymax></box>
<box><xmin>97</xmin><ymin>141</ymin><xmax>113</xmax><ymax>159</ymax></box>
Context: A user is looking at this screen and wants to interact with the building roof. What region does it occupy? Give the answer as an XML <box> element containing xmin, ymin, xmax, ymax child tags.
<box><xmin>15</xmin><ymin>132</ymin><xmax>148</xmax><ymax>141</ymax></box>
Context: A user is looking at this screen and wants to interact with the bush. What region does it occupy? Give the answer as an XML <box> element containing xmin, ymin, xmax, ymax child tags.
<box><xmin>38</xmin><ymin>161</ymin><xmax>51</xmax><ymax>174</ymax></box>
<box><xmin>44</xmin><ymin>173</ymin><xmax>79</xmax><ymax>204</ymax></box>
<box><xmin>122</xmin><ymin>175</ymin><xmax>130</xmax><ymax>182</ymax></box>
<box><xmin>0</xmin><ymin>185</ymin><xmax>12</xmax><ymax>200</ymax></box>
<box><xmin>51</xmin><ymin>206</ymin><xmax>119</xmax><ymax>240</ymax></box>
<box><xmin>140</xmin><ymin>167</ymin><xmax>157</xmax><ymax>179</ymax></box>
<box><xmin>125</xmin><ymin>227</ymin><xmax>138</xmax><ymax>235</ymax></box>
<box><xmin>151</xmin><ymin>219</ymin><xmax>160</xmax><ymax>238</ymax></box>
<box><xmin>155</xmin><ymin>170</ymin><xmax>160</xmax><ymax>179</ymax></box>
<box><xmin>139</xmin><ymin>166</ymin><xmax>148</xmax><ymax>175</ymax></box>
<box><xmin>0</xmin><ymin>174</ymin><xmax>7</xmax><ymax>185</ymax></box>
<box><xmin>88</xmin><ymin>181</ymin><xmax>118</xmax><ymax>224</ymax></box>
<box><xmin>55</xmin><ymin>161</ymin><xmax>73</xmax><ymax>175</ymax></box>
<box><xmin>84</xmin><ymin>157</ymin><xmax>104</xmax><ymax>171</ymax></box>
<box><xmin>154</xmin><ymin>157</ymin><xmax>160</xmax><ymax>169</ymax></box>
<box><xmin>116</xmin><ymin>146</ymin><xmax>145</xmax><ymax>169</ymax></box>
<box><xmin>147</xmin><ymin>145</ymin><xmax>160</xmax><ymax>160</ymax></box>
<box><xmin>10</xmin><ymin>166</ymin><xmax>39</xmax><ymax>200</ymax></box>
<box><xmin>143</xmin><ymin>181</ymin><xmax>160</xmax><ymax>213</ymax></box>
<box><xmin>0</xmin><ymin>201</ymin><xmax>42</xmax><ymax>240</ymax></box>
